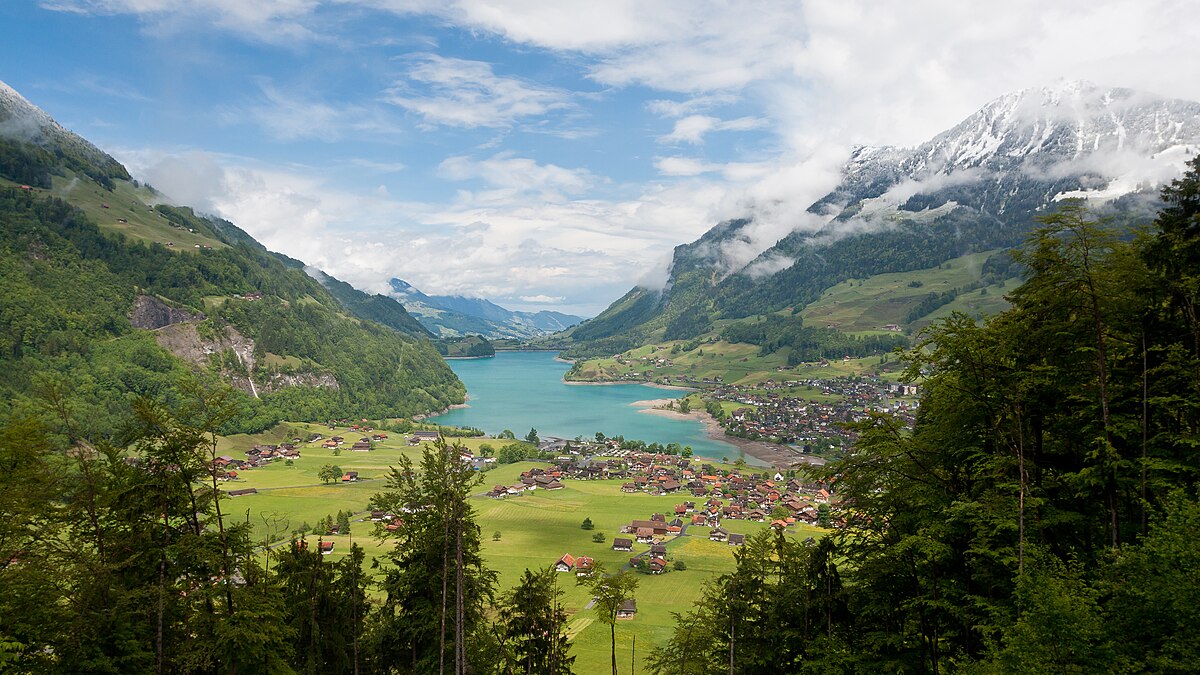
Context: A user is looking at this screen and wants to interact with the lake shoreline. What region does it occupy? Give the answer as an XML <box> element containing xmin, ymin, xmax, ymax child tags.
<box><xmin>565</xmin><ymin>380</ymin><xmax>697</xmax><ymax>392</ymax></box>
<box><xmin>634</xmin><ymin>400</ymin><xmax>821</xmax><ymax>469</ymax></box>
<box><xmin>413</xmin><ymin>399</ymin><xmax>471</xmax><ymax>421</ymax></box>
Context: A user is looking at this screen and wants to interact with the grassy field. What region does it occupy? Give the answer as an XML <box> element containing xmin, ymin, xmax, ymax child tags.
<box><xmin>226</xmin><ymin>424</ymin><xmax>825</xmax><ymax>673</ymax></box>
<box><xmin>36</xmin><ymin>172</ymin><xmax>230</xmax><ymax>250</ymax></box>
<box><xmin>801</xmin><ymin>250</ymin><xmax>1015</xmax><ymax>332</ymax></box>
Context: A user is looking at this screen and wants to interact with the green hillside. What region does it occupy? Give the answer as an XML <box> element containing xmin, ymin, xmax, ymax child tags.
<box><xmin>0</xmin><ymin>181</ymin><xmax>462</xmax><ymax>436</ymax></box>
<box><xmin>564</xmin><ymin>250</ymin><xmax>1020</xmax><ymax>385</ymax></box>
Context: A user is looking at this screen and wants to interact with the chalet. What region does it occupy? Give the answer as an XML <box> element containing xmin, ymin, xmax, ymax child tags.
<box><xmin>341</xmin><ymin>471</ymin><xmax>359</xmax><ymax>482</ymax></box>
<box><xmin>409</xmin><ymin>431</ymin><xmax>440</xmax><ymax>446</ymax></box>
<box><xmin>575</xmin><ymin>556</ymin><xmax>595</xmax><ymax>577</ymax></box>
<box><xmin>544</xmin><ymin>481</ymin><xmax>565</xmax><ymax>490</ymax></box>
<box><xmin>554</xmin><ymin>553</ymin><xmax>576</xmax><ymax>573</ymax></box>
<box><xmin>351</xmin><ymin>441</ymin><xmax>371</xmax><ymax>452</ymax></box>
<box><xmin>612</xmin><ymin>538</ymin><xmax>634</xmax><ymax>552</ymax></box>
<box><xmin>227</xmin><ymin>488</ymin><xmax>258</xmax><ymax>497</ymax></box>
<box><xmin>621</xmin><ymin>482</ymin><xmax>640</xmax><ymax>493</ymax></box>
<box><xmin>709</xmin><ymin>527</ymin><xmax>729</xmax><ymax>542</ymax></box>
<box><xmin>616</xmin><ymin>599</ymin><xmax>637</xmax><ymax>619</ymax></box>
<box><xmin>770</xmin><ymin>519</ymin><xmax>789</xmax><ymax>531</ymax></box>
<box><xmin>370</xmin><ymin>510</ymin><xmax>388</xmax><ymax>521</ymax></box>
<box><xmin>649</xmin><ymin>543</ymin><xmax>667</xmax><ymax>558</ymax></box>
<box><xmin>635</xmin><ymin>527</ymin><xmax>655</xmax><ymax>544</ymax></box>
<box><xmin>647</xmin><ymin>557</ymin><xmax>667</xmax><ymax>574</ymax></box>
<box><xmin>319</xmin><ymin>541</ymin><xmax>334</xmax><ymax>555</ymax></box>
<box><xmin>625</xmin><ymin>519</ymin><xmax>670</xmax><ymax>537</ymax></box>
<box><xmin>728</xmin><ymin>533</ymin><xmax>746</xmax><ymax>546</ymax></box>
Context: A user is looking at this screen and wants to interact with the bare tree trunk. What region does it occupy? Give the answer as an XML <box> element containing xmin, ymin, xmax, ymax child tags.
<box><xmin>441</xmin><ymin>513</ymin><xmax>450</xmax><ymax>675</ymax></box>
<box><xmin>1017</xmin><ymin>404</ymin><xmax>1026</xmax><ymax>574</ymax></box>
<box><xmin>1142</xmin><ymin>330</ymin><xmax>1149</xmax><ymax>536</ymax></box>
<box><xmin>456</xmin><ymin>502</ymin><xmax>466</xmax><ymax>675</ymax></box>
<box><xmin>157</xmin><ymin>500</ymin><xmax>168</xmax><ymax>675</ymax></box>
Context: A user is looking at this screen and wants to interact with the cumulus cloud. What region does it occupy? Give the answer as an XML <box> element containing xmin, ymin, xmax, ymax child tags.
<box><xmin>437</xmin><ymin>153</ymin><xmax>596</xmax><ymax>203</ymax></box>
<box><xmin>384</xmin><ymin>53</ymin><xmax>571</xmax><ymax>128</ymax></box>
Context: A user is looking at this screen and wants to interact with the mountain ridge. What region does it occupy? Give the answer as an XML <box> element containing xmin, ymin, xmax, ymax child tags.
<box><xmin>564</xmin><ymin>81</ymin><xmax>1198</xmax><ymax>357</ymax></box>
<box><xmin>389</xmin><ymin>277</ymin><xmax>583</xmax><ymax>339</ymax></box>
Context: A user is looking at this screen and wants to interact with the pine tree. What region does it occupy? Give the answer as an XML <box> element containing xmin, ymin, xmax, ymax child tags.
<box><xmin>497</xmin><ymin>567</ymin><xmax>575</xmax><ymax>674</ymax></box>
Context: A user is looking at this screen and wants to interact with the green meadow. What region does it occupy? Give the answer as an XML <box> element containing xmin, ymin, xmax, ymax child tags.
<box><xmin>800</xmin><ymin>249</ymin><xmax>1014</xmax><ymax>332</ymax></box>
<box><xmin>225</xmin><ymin>426</ymin><xmax>824</xmax><ymax>673</ymax></box>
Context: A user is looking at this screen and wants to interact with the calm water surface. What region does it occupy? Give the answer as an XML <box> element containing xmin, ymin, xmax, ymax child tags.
<box><xmin>430</xmin><ymin>351</ymin><xmax>747</xmax><ymax>461</ymax></box>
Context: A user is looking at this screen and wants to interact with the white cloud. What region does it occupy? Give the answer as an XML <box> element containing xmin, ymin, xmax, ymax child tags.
<box><xmin>520</xmin><ymin>294</ymin><xmax>564</xmax><ymax>303</ymax></box>
<box><xmin>41</xmin><ymin>0</ymin><xmax>321</xmax><ymax>42</ymax></box>
<box><xmin>658</xmin><ymin>115</ymin><xmax>765</xmax><ymax>145</ymax></box>
<box><xmin>437</xmin><ymin>153</ymin><xmax>597</xmax><ymax>204</ymax></box>
<box><xmin>116</xmin><ymin>148</ymin><xmax>732</xmax><ymax>315</ymax></box>
<box><xmin>54</xmin><ymin>0</ymin><xmax>1200</xmax><ymax>312</ymax></box>
<box><xmin>384</xmin><ymin>53</ymin><xmax>571</xmax><ymax>128</ymax></box>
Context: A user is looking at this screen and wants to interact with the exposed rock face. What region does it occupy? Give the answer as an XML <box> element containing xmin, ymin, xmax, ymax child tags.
<box><xmin>262</xmin><ymin>372</ymin><xmax>341</xmax><ymax>393</ymax></box>
<box><xmin>129</xmin><ymin>295</ymin><xmax>205</xmax><ymax>330</ymax></box>
<box><xmin>150</xmin><ymin>321</ymin><xmax>338</xmax><ymax>398</ymax></box>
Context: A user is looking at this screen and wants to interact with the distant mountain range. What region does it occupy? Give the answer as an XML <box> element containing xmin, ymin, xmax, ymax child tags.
<box><xmin>564</xmin><ymin>81</ymin><xmax>1200</xmax><ymax>356</ymax></box>
<box><xmin>388</xmin><ymin>278</ymin><xmax>583</xmax><ymax>339</ymax></box>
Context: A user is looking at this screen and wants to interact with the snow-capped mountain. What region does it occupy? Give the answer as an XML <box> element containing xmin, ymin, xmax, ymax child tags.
<box><xmin>389</xmin><ymin>278</ymin><xmax>583</xmax><ymax>339</ymax></box>
<box><xmin>568</xmin><ymin>82</ymin><xmax>1200</xmax><ymax>347</ymax></box>
<box><xmin>819</xmin><ymin>81</ymin><xmax>1200</xmax><ymax>223</ymax></box>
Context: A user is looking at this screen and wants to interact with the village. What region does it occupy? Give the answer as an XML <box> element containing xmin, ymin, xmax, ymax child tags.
<box><xmin>709</xmin><ymin>378</ymin><xmax>921</xmax><ymax>450</ymax></box>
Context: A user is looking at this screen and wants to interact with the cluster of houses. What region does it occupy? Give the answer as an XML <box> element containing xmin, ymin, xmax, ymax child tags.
<box><xmin>709</xmin><ymin>377</ymin><xmax>919</xmax><ymax>446</ymax></box>
<box><xmin>210</xmin><ymin>442</ymin><xmax>304</xmax><ymax>479</ymax></box>
<box><xmin>484</xmin><ymin>467</ymin><xmax>565</xmax><ymax>497</ymax></box>
<box><xmin>542</xmin><ymin>451</ymin><xmax>839</xmax><ymax>528</ymax></box>
<box><xmin>320</xmin><ymin>433</ymin><xmax>387</xmax><ymax>452</ymax></box>
<box><xmin>553</xmin><ymin>553</ymin><xmax>596</xmax><ymax>576</ymax></box>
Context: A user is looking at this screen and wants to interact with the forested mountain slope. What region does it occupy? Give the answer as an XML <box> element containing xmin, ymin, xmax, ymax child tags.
<box><xmin>0</xmin><ymin>81</ymin><xmax>463</xmax><ymax>435</ymax></box>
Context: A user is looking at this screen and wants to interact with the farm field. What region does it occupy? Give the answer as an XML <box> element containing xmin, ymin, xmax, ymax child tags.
<box><xmin>225</xmin><ymin>427</ymin><xmax>825</xmax><ymax>673</ymax></box>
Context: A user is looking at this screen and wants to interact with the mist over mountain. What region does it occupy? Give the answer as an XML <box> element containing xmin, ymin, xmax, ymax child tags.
<box><xmin>566</xmin><ymin>82</ymin><xmax>1200</xmax><ymax>354</ymax></box>
<box><xmin>389</xmin><ymin>278</ymin><xmax>583</xmax><ymax>339</ymax></box>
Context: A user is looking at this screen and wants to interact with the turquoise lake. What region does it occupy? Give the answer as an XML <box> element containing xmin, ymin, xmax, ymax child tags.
<box><xmin>429</xmin><ymin>351</ymin><xmax>748</xmax><ymax>461</ymax></box>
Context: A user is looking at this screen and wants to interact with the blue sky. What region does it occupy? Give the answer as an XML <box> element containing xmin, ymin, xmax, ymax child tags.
<box><xmin>2</xmin><ymin>1</ymin><xmax>1198</xmax><ymax>315</ymax></box>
